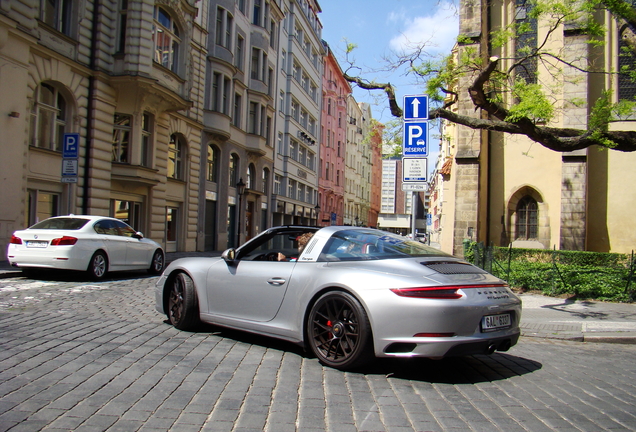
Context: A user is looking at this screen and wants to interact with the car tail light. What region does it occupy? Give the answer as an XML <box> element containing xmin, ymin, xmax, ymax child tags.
<box><xmin>10</xmin><ymin>235</ymin><xmax>22</xmax><ymax>245</ymax></box>
<box><xmin>390</xmin><ymin>284</ymin><xmax>508</xmax><ymax>300</ymax></box>
<box><xmin>51</xmin><ymin>236</ymin><xmax>78</xmax><ymax>246</ymax></box>
<box><xmin>391</xmin><ymin>287</ymin><xmax>463</xmax><ymax>299</ymax></box>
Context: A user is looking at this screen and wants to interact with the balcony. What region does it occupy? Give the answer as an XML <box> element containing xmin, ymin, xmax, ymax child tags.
<box><xmin>245</xmin><ymin>133</ymin><xmax>269</xmax><ymax>156</ymax></box>
<box><xmin>111</xmin><ymin>163</ymin><xmax>160</xmax><ymax>187</ymax></box>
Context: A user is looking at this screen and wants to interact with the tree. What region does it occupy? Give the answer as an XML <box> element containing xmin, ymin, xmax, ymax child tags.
<box><xmin>343</xmin><ymin>0</ymin><xmax>636</xmax><ymax>152</ymax></box>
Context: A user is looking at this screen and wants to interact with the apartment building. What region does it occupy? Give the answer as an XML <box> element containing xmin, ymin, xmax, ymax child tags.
<box><xmin>272</xmin><ymin>0</ymin><xmax>323</xmax><ymax>226</ymax></box>
<box><xmin>318</xmin><ymin>41</ymin><xmax>349</xmax><ymax>226</ymax></box>
<box><xmin>0</xmin><ymin>0</ymin><xmax>207</xmax><ymax>259</ymax></box>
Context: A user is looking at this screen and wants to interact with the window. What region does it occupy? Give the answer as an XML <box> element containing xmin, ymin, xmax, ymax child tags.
<box><xmin>207</xmin><ymin>144</ymin><xmax>219</xmax><ymax>182</ymax></box>
<box><xmin>166</xmin><ymin>207</ymin><xmax>179</xmax><ymax>242</ymax></box>
<box><xmin>233</xmin><ymin>93</ymin><xmax>242</xmax><ymax>128</ymax></box>
<box><xmin>30</xmin><ymin>83</ymin><xmax>68</xmax><ymax>152</ymax></box>
<box><xmin>216</xmin><ymin>7</ymin><xmax>233</xmax><ymax>49</ymax></box>
<box><xmin>235</xmin><ymin>35</ymin><xmax>244</xmax><ymax>70</ymax></box>
<box><xmin>619</xmin><ymin>18</ymin><xmax>636</xmax><ymax>101</ymax></box>
<box><xmin>262</xmin><ymin>168</ymin><xmax>270</xmax><ymax>195</ymax></box>
<box><xmin>251</xmin><ymin>48</ymin><xmax>260</xmax><ymax>80</ymax></box>
<box><xmin>253</xmin><ymin>0</ymin><xmax>262</xmax><ymax>26</ymax></box>
<box><xmin>41</xmin><ymin>0</ymin><xmax>72</xmax><ymax>35</ymax></box>
<box><xmin>516</xmin><ymin>196</ymin><xmax>538</xmax><ymax>240</ymax></box>
<box><xmin>249</xmin><ymin>102</ymin><xmax>259</xmax><ymax>134</ymax></box>
<box><xmin>247</xmin><ymin>164</ymin><xmax>255</xmax><ymax>189</ymax></box>
<box><xmin>514</xmin><ymin>0</ymin><xmax>537</xmax><ymax>84</ymax></box>
<box><xmin>112</xmin><ymin>114</ymin><xmax>131</xmax><ymax>163</ymax></box>
<box><xmin>291</xmin><ymin>100</ymin><xmax>299</xmax><ymax>121</ymax></box>
<box><xmin>116</xmin><ymin>0</ymin><xmax>128</xmax><ymax>53</ymax></box>
<box><xmin>141</xmin><ymin>112</ymin><xmax>153</xmax><ymax>167</ymax></box>
<box><xmin>27</xmin><ymin>190</ymin><xmax>60</xmax><ymax>226</ymax></box>
<box><xmin>237</xmin><ymin>0</ymin><xmax>246</xmax><ymax>15</ymax></box>
<box><xmin>111</xmin><ymin>200</ymin><xmax>142</xmax><ymax>231</ymax></box>
<box><xmin>274</xmin><ymin>174</ymin><xmax>281</xmax><ymax>195</ymax></box>
<box><xmin>229</xmin><ymin>153</ymin><xmax>239</xmax><ymax>186</ymax></box>
<box><xmin>168</xmin><ymin>134</ymin><xmax>185</xmax><ymax>179</ymax></box>
<box><xmin>153</xmin><ymin>6</ymin><xmax>181</xmax><ymax>74</ymax></box>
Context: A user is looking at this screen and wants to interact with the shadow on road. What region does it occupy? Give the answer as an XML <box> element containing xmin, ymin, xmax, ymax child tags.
<box><xmin>171</xmin><ymin>321</ymin><xmax>542</xmax><ymax>384</ymax></box>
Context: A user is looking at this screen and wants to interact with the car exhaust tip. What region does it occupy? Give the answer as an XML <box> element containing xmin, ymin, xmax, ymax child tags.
<box><xmin>485</xmin><ymin>343</ymin><xmax>497</xmax><ymax>355</ymax></box>
<box><xmin>498</xmin><ymin>340</ymin><xmax>512</xmax><ymax>352</ymax></box>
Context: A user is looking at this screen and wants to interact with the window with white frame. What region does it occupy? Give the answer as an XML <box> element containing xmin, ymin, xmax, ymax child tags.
<box><xmin>153</xmin><ymin>6</ymin><xmax>181</xmax><ymax>74</ymax></box>
<box><xmin>168</xmin><ymin>134</ymin><xmax>185</xmax><ymax>180</ymax></box>
<box><xmin>274</xmin><ymin>174</ymin><xmax>281</xmax><ymax>195</ymax></box>
<box><xmin>112</xmin><ymin>114</ymin><xmax>131</xmax><ymax>163</ymax></box>
<box><xmin>41</xmin><ymin>0</ymin><xmax>73</xmax><ymax>36</ymax></box>
<box><xmin>235</xmin><ymin>35</ymin><xmax>244</xmax><ymax>70</ymax></box>
<box><xmin>29</xmin><ymin>83</ymin><xmax>68</xmax><ymax>152</ymax></box>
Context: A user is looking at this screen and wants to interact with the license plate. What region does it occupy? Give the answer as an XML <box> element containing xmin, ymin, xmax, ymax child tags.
<box><xmin>481</xmin><ymin>313</ymin><xmax>511</xmax><ymax>332</ymax></box>
<box><xmin>26</xmin><ymin>241</ymin><xmax>48</xmax><ymax>248</ymax></box>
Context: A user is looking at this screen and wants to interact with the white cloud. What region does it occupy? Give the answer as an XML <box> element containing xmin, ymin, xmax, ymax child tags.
<box><xmin>389</xmin><ymin>3</ymin><xmax>459</xmax><ymax>55</ymax></box>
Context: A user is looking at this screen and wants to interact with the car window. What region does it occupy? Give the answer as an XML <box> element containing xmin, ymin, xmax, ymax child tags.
<box><xmin>114</xmin><ymin>220</ymin><xmax>137</xmax><ymax>237</ymax></box>
<box><xmin>238</xmin><ymin>229</ymin><xmax>317</xmax><ymax>261</ymax></box>
<box><xmin>93</xmin><ymin>220</ymin><xmax>118</xmax><ymax>236</ymax></box>
<box><xmin>29</xmin><ymin>218</ymin><xmax>90</xmax><ymax>230</ymax></box>
<box><xmin>319</xmin><ymin>229</ymin><xmax>450</xmax><ymax>262</ymax></box>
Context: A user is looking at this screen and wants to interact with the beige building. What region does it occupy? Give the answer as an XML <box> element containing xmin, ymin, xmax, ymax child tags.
<box><xmin>0</xmin><ymin>0</ymin><xmax>208</xmax><ymax>260</ymax></box>
<box><xmin>436</xmin><ymin>0</ymin><xmax>636</xmax><ymax>256</ymax></box>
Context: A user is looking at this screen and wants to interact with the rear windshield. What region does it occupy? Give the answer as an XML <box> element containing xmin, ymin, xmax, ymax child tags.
<box><xmin>29</xmin><ymin>218</ymin><xmax>90</xmax><ymax>230</ymax></box>
<box><xmin>320</xmin><ymin>229</ymin><xmax>450</xmax><ymax>261</ymax></box>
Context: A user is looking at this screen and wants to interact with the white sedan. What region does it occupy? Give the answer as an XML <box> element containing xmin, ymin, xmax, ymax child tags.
<box><xmin>7</xmin><ymin>215</ymin><xmax>165</xmax><ymax>279</ymax></box>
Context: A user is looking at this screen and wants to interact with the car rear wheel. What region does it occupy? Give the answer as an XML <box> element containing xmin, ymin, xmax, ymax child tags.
<box><xmin>167</xmin><ymin>272</ymin><xmax>199</xmax><ymax>331</ymax></box>
<box><xmin>148</xmin><ymin>250</ymin><xmax>165</xmax><ymax>274</ymax></box>
<box><xmin>87</xmin><ymin>251</ymin><xmax>108</xmax><ymax>280</ymax></box>
<box><xmin>307</xmin><ymin>291</ymin><xmax>373</xmax><ymax>370</ymax></box>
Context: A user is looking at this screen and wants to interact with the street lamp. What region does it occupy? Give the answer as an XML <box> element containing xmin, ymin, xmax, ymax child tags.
<box><xmin>236</xmin><ymin>177</ymin><xmax>246</xmax><ymax>247</ymax></box>
<box><xmin>314</xmin><ymin>204</ymin><xmax>320</xmax><ymax>226</ymax></box>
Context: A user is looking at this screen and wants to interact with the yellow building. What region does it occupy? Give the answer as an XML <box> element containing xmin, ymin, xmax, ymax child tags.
<box><xmin>437</xmin><ymin>0</ymin><xmax>636</xmax><ymax>255</ymax></box>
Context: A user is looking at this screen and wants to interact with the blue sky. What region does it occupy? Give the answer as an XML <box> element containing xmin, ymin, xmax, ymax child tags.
<box><xmin>319</xmin><ymin>0</ymin><xmax>459</xmax><ymax>123</ymax></box>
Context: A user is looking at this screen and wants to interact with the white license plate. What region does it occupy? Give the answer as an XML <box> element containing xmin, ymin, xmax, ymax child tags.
<box><xmin>26</xmin><ymin>241</ymin><xmax>48</xmax><ymax>248</ymax></box>
<box><xmin>481</xmin><ymin>313</ymin><xmax>511</xmax><ymax>332</ymax></box>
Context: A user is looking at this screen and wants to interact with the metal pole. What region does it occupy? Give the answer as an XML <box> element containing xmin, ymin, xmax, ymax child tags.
<box><xmin>411</xmin><ymin>191</ymin><xmax>417</xmax><ymax>239</ymax></box>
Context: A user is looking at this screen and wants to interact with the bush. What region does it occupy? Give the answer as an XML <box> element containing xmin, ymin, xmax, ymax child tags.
<box><xmin>465</xmin><ymin>243</ymin><xmax>635</xmax><ymax>303</ymax></box>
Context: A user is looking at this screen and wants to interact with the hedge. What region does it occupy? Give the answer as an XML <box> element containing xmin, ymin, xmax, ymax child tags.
<box><xmin>464</xmin><ymin>242</ymin><xmax>636</xmax><ymax>303</ymax></box>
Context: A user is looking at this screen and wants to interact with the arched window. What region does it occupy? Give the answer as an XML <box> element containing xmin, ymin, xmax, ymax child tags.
<box><xmin>207</xmin><ymin>144</ymin><xmax>219</xmax><ymax>182</ymax></box>
<box><xmin>153</xmin><ymin>6</ymin><xmax>181</xmax><ymax>74</ymax></box>
<box><xmin>30</xmin><ymin>83</ymin><xmax>68</xmax><ymax>152</ymax></box>
<box><xmin>229</xmin><ymin>153</ymin><xmax>239</xmax><ymax>186</ymax></box>
<box><xmin>246</xmin><ymin>163</ymin><xmax>255</xmax><ymax>189</ymax></box>
<box><xmin>619</xmin><ymin>21</ymin><xmax>636</xmax><ymax>102</ymax></box>
<box><xmin>516</xmin><ymin>196</ymin><xmax>538</xmax><ymax>240</ymax></box>
<box><xmin>168</xmin><ymin>134</ymin><xmax>185</xmax><ymax>180</ymax></box>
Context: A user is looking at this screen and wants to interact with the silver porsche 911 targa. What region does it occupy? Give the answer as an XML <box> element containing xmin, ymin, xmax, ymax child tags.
<box><xmin>155</xmin><ymin>226</ymin><xmax>521</xmax><ymax>370</ymax></box>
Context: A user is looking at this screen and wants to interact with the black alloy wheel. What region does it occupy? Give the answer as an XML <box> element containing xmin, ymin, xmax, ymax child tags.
<box><xmin>167</xmin><ymin>272</ymin><xmax>199</xmax><ymax>331</ymax></box>
<box><xmin>307</xmin><ymin>291</ymin><xmax>373</xmax><ymax>370</ymax></box>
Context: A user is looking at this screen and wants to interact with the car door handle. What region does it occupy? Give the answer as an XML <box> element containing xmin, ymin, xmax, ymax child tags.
<box><xmin>267</xmin><ymin>278</ymin><xmax>286</xmax><ymax>286</ymax></box>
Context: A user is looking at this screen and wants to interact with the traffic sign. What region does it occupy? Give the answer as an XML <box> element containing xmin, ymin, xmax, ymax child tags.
<box><xmin>403</xmin><ymin>157</ymin><xmax>427</xmax><ymax>182</ymax></box>
<box><xmin>403</xmin><ymin>122</ymin><xmax>428</xmax><ymax>157</ymax></box>
<box><xmin>403</xmin><ymin>95</ymin><xmax>429</xmax><ymax>121</ymax></box>
<box><xmin>62</xmin><ymin>133</ymin><xmax>80</xmax><ymax>158</ymax></box>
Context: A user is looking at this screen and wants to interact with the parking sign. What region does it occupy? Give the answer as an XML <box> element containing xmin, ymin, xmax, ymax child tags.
<box><xmin>402</xmin><ymin>122</ymin><xmax>428</xmax><ymax>157</ymax></box>
<box><xmin>63</xmin><ymin>133</ymin><xmax>80</xmax><ymax>159</ymax></box>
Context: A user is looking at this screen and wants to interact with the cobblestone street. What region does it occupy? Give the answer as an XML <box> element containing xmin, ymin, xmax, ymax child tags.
<box><xmin>1</xmin><ymin>273</ymin><xmax>635</xmax><ymax>431</ymax></box>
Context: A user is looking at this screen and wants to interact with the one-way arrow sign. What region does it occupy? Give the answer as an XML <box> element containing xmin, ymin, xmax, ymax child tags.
<box><xmin>403</xmin><ymin>95</ymin><xmax>429</xmax><ymax>121</ymax></box>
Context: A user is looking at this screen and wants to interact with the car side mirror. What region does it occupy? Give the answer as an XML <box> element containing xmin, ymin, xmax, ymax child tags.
<box><xmin>221</xmin><ymin>248</ymin><xmax>237</xmax><ymax>265</ymax></box>
<box><xmin>133</xmin><ymin>232</ymin><xmax>144</xmax><ymax>239</ymax></box>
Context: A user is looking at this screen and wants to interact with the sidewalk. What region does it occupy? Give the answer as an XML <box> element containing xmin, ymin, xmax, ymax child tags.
<box><xmin>2</xmin><ymin>254</ymin><xmax>635</xmax><ymax>345</ymax></box>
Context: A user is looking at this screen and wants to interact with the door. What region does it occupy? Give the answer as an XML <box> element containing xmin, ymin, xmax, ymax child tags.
<box><xmin>93</xmin><ymin>219</ymin><xmax>128</xmax><ymax>267</ymax></box>
<box><xmin>115</xmin><ymin>220</ymin><xmax>149</xmax><ymax>267</ymax></box>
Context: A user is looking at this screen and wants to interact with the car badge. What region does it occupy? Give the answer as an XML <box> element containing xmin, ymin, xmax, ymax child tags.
<box><xmin>34</xmin><ymin>235</ymin><xmax>38</xmax><ymax>239</ymax></box>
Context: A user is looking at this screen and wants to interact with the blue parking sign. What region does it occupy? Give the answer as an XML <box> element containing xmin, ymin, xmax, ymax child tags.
<box><xmin>63</xmin><ymin>133</ymin><xmax>80</xmax><ymax>159</ymax></box>
<box><xmin>403</xmin><ymin>122</ymin><xmax>428</xmax><ymax>157</ymax></box>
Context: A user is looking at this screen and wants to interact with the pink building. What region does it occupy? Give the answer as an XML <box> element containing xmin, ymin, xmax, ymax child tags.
<box><xmin>368</xmin><ymin>121</ymin><xmax>384</xmax><ymax>228</ymax></box>
<box><xmin>318</xmin><ymin>43</ymin><xmax>350</xmax><ymax>226</ymax></box>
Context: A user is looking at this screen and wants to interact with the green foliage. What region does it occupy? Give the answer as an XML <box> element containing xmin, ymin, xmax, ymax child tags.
<box><xmin>505</xmin><ymin>79</ymin><xmax>555</xmax><ymax>123</ymax></box>
<box><xmin>466</xmin><ymin>243</ymin><xmax>635</xmax><ymax>302</ymax></box>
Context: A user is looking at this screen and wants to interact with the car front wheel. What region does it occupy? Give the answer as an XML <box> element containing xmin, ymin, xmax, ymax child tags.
<box><xmin>167</xmin><ymin>272</ymin><xmax>199</xmax><ymax>331</ymax></box>
<box><xmin>87</xmin><ymin>251</ymin><xmax>108</xmax><ymax>280</ymax></box>
<box><xmin>307</xmin><ymin>291</ymin><xmax>373</xmax><ymax>370</ymax></box>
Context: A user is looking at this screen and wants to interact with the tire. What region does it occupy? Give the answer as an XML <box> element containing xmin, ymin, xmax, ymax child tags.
<box><xmin>166</xmin><ymin>272</ymin><xmax>200</xmax><ymax>331</ymax></box>
<box><xmin>306</xmin><ymin>291</ymin><xmax>373</xmax><ymax>370</ymax></box>
<box><xmin>148</xmin><ymin>249</ymin><xmax>165</xmax><ymax>275</ymax></box>
<box><xmin>87</xmin><ymin>251</ymin><xmax>108</xmax><ymax>280</ymax></box>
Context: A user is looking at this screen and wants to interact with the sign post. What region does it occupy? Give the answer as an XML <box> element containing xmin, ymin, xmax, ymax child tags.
<box><xmin>402</xmin><ymin>95</ymin><xmax>429</xmax><ymax>240</ymax></box>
